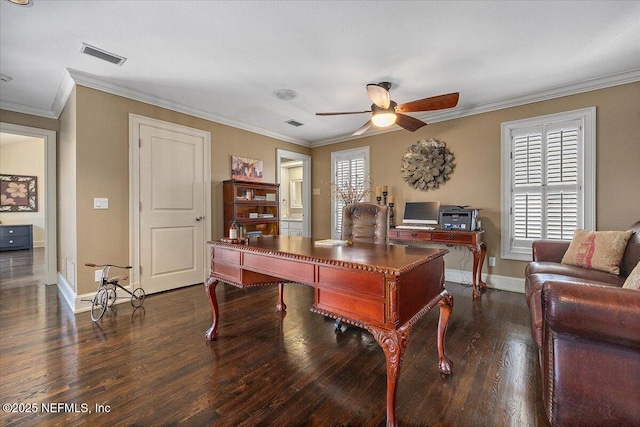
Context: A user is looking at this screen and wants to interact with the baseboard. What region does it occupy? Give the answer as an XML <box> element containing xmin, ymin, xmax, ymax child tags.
<box><xmin>33</xmin><ymin>241</ymin><xmax>45</xmax><ymax>248</ymax></box>
<box><xmin>57</xmin><ymin>272</ymin><xmax>76</xmax><ymax>312</ymax></box>
<box><xmin>445</xmin><ymin>268</ymin><xmax>525</xmax><ymax>294</ymax></box>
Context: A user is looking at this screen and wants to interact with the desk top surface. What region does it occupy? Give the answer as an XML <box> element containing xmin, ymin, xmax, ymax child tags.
<box><xmin>209</xmin><ymin>236</ymin><xmax>447</xmax><ymax>273</ymax></box>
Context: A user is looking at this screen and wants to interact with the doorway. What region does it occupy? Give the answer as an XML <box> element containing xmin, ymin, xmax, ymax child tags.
<box><xmin>0</xmin><ymin>123</ymin><xmax>57</xmax><ymax>285</ymax></box>
<box><xmin>276</xmin><ymin>149</ymin><xmax>311</xmax><ymax>237</ymax></box>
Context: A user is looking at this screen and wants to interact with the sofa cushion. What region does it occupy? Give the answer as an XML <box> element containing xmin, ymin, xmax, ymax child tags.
<box><xmin>620</xmin><ymin>221</ymin><xmax>640</xmax><ymax>277</ymax></box>
<box><xmin>623</xmin><ymin>262</ymin><xmax>640</xmax><ymax>290</ymax></box>
<box><xmin>561</xmin><ymin>229</ymin><xmax>633</xmax><ymax>275</ymax></box>
<box><xmin>526</xmin><ymin>261</ymin><xmax>626</xmax><ymax>283</ymax></box>
<box><xmin>525</xmin><ymin>272</ymin><xmax>623</xmax><ymax>303</ymax></box>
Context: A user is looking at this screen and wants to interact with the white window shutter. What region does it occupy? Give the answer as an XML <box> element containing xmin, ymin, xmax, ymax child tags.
<box><xmin>331</xmin><ymin>147</ymin><xmax>370</xmax><ymax>239</ymax></box>
<box><xmin>546</xmin><ymin>123</ymin><xmax>580</xmax><ymax>240</ymax></box>
<box><xmin>501</xmin><ymin>108</ymin><xmax>595</xmax><ymax>261</ymax></box>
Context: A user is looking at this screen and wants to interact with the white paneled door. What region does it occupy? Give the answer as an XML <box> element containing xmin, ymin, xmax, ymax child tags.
<box><xmin>139</xmin><ymin>124</ymin><xmax>207</xmax><ymax>294</ymax></box>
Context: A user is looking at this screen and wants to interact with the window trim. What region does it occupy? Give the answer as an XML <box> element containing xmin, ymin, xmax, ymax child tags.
<box><xmin>501</xmin><ymin>107</ymin><xmax>596</xmax><ymax>261</ymax></box>
<box><xmin>330</xmin><ymin>146</ymin><xmax>370</xmax><ymax>239</ymax></box>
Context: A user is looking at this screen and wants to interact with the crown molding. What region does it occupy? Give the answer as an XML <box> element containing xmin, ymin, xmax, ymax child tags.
<box><xmin>65</xmin><ymin>68</ymin><xmax>311</xmax><ymax>147</ymax></box>
<box><xmin>50</xmin><ymin>69</ymin><xmax>76</xmax><ymax>118</ymax></box>
<box><xmin>0</xmin><ymin>99</ymin><xmax>57</xmax><ymax>119</ymax></box>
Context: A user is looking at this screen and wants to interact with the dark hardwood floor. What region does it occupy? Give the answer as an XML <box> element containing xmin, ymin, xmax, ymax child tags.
<box><xmin>0</xmin><ymin>248</ymin><xmax>548</xmax><ymax>426</ymax></box>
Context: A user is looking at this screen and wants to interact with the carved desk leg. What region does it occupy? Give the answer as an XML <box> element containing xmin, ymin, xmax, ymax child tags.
<box><xmin>205</xmin><ymin>276</ymin><xmax>219</xmax><ymax>341</ymax></box>
<box><xmin>437</xmin><ymin>289</ymin><xmax>453</xmax><ymax>375</ymax></box>
<box><xmin>276</xmin><ymin>282</ymin><xmax>287</xmax><ymax>312</ymax></box>
<box><xmin>369</xmin><ymin>326</ymin><xmax>411</xmax><ymax>427</ymax></box>
<box><xmin>470</xmin><ymin>243</ymin><xmax>487</xmax><ymax>300</ymax></box>
<box><xmin>478</xmin><ymin>242</ymin><xmax>487</xmax><ymax>290</ymax></box>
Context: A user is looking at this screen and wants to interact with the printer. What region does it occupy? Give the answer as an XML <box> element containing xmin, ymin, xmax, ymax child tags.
<box><xmin>439</xmin><ymin>206</ymin><xmax>479</xmax><ymax>231</ymax></box>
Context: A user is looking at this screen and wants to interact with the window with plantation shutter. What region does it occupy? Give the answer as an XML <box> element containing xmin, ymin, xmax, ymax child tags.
<box><xmin>331</xmin><ymin>147</ymin><xmax>370</xmax><ymax>239</ymax></box>
<box><xmin>501</xmin><ymin>108</ymin><xmax>595</xmax><ymax>261</ymax></box>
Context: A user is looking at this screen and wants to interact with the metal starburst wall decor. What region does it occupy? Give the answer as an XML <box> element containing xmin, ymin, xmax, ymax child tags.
<box><xmin>401</xmin><ymin>138</ymin><xmax>455</xmax><ymax>191</ymax></box>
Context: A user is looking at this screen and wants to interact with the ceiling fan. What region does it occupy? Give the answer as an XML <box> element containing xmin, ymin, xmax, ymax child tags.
<box><xmin>316</xmin><ymin>82</ymin><xmax>459</xmax><ymax>136</ymax></box>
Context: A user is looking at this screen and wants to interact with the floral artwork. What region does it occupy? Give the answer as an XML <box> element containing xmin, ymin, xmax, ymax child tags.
<box><xmin>0</xmin><ymin>175</ymin><xmax>37</xmax><ymax>212</ymax></box>
<box><xmin>231</xmin><ymin>156</ymin><xmax>263</xmax><ymax>182</ymax></box>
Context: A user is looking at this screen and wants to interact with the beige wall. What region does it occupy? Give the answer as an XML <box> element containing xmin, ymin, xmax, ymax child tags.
<box><xmin>311</xmin><ymin>82</ymin><xmax>640</xmax><ymax>280</ymax></box>
<box><xmin>0</xmin><ymin>136</ymin><xmax>46</xmax><ymax>247</ymax></box>
<box><xmin>70</xmin><ymin>85</ymin><xmax>310</xmax><ymax>295</ymax></box>
<box><xmin>58</xmin><ymin>88</ymin><xmax>78</xmax><ymax>291</ymax></box>
<box><xmin>0</xmin><ymin>110</ymin><xmax>58</xmax><ymax>132</ymax></box>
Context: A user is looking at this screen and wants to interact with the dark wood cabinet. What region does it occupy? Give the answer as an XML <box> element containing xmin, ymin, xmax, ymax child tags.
<box><xmin>223</xmin><ymin>180</ymin><xmax>280</xmax><ymax>238</ymax></box>
<box><xmin>0</xmin><ymin>224</ymin><xmax>33</xmax><ymax>251</ymax></box>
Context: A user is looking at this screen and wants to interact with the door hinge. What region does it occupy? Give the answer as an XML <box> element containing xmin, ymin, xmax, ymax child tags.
<box><xmin>139</xmin><ymin>265</ymin><xmax>142</xmax><ymax>276</ymax></box>
<box><xmin>139</xmin><ymin>202</ymin><xmax>142</xmax><ymax>211</ymax></box>
<box><xmin>139</xmin><ymin>138</ymin><xmax>142</xmax><ymax>148</ymax></box>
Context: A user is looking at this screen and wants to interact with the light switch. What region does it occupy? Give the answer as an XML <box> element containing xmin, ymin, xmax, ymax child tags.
<box><xmin>93</xmin><ymin>198</ymin><xmax>109</xmax><ymax>209</ymax></box>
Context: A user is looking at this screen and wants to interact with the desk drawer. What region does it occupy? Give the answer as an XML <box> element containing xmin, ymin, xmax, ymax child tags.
<box><xmin>392</xmin><ymin>229</ymin><xmax>433</xmax><ymax>241</ymax></box>
<box><xmin>214</xmin><ymin>247</ymin><xmax>240</xmax><ymax>265</ymax></box>
<box><xmin>432</xmin><ymin>232</ymin><xmax>474</xmax><ymax>244</ymax></box>
<box><xmin>317</xmin><ymin>265</ymin><xmax>384</xmax><ymax>297</ymax></box>
<box><xmin>243</xmin><ymin>252</ymin><xmax>314</xmax><ymax>284</ymax></box>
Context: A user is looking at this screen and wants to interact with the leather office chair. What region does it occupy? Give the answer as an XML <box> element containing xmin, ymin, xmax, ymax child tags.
<box><xmin>341</xmin><ymin>202</ymin><xmax>389</xmax><ymax>244</ymax></box>
<box><xmin>335</xmin><ymin>202</ymin><xmax>389</xmax><ymax>332</ymax></box>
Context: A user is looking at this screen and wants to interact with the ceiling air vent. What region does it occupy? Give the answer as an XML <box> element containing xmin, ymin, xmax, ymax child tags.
<box><xmin>80</xmin><ymin>43</ymin><xmax>127</xmax><ymax>66</ymax></box>
<box><xmin>285</xmin><ymin>119</ymin><xmax>304</xmax><ymax>127</ymax></box>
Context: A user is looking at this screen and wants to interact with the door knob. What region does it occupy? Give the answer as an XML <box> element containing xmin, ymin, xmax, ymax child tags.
<box><xmin>195</xmin><ymin>216</ymin><xmax>204</xmax><ymax>222</ymax></box>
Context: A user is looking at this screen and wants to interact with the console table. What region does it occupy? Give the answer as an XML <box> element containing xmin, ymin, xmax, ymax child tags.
<box><xmin>205</xmin><ymin>236</ymin><xmax>453</xmax><ymax>427</ymax></box>
<box><xmin>0</xmin><ymin>224</ymin><xmax>33</xmax><ymax>251</ymax></box>
<box><xmin>389</xmin><ymin>227</ymin><xmax>487</xmax><ymax>299</ymax></box>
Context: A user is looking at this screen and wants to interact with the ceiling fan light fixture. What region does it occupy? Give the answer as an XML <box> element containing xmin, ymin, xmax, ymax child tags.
<box><xmin>6</xmin><ymin>0</ymin><xmax>33</xmax><ymax>6</ymax></box>
<box><xmin>371</xmin><ymin>112</ymin><xmax>396</xmax><ymax>128</ymax></box>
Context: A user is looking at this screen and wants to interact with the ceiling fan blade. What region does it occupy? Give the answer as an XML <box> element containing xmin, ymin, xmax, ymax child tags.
<box><xmin>316</xmin><ymin>110</ymin><xmax>372</xmax><ymax>116</ymax></box>
<box><xmin>395</xmin><ymin>92</ymin><xmax>459</xmax><ymax>113</ymax></box>
<box><xmin>395</xmin><ymin>113</ymin><xmax>427</xmax><ymax>132</ymax></box>
<box><xmin>353</xmin><ymin>120</ymin><xmax>372</xmax><ymax>136</ymax></box>
<box><xmin>367</xmin><ymin>84</ymin><xmax>391</xmax><ymax>109</ymax></box>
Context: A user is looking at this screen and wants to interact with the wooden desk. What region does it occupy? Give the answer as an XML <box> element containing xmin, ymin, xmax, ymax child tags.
<box><xmin>205</xmin><ymin>236</ymin><xmax>452</xmax><ymax>427</ymax></box>
<box><xmin>389</xmin><ymin>227</ymin><xmax>487</xmax><ymax>299</ymax></box>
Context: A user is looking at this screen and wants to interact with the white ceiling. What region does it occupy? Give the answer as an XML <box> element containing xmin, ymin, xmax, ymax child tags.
<box><xmin>1</xmin><ymin>1</ymin><xmax>639</xmax><ymax>147</ymax></box>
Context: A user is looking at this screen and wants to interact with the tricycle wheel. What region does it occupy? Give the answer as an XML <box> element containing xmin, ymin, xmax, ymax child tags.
<box><xmin>131</xmin><ymin>287</ymin><xmax>145</xmax><ymax>308</ymax></box>
<box><xmin>91</xmin><ymin>288</ymin><xmax>108</xmax><ymax>322</ymax></box>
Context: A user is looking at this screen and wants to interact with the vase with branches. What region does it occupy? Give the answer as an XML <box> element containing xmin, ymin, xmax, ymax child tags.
<box><xmin>328</xmin><ymin>174</ymin><xmax>374</xmax><ymax>205</ymax></box>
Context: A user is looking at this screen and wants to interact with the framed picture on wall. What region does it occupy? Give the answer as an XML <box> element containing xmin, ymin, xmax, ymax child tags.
<box><xmin>0</xmin><ymin>174</ymin><xmax>38</xmax><ymax>212</ymax></box>
<box><xmin>231</xmin><ymin>156</ymin><xmax>263</xmax><ymax>182</ymax></box>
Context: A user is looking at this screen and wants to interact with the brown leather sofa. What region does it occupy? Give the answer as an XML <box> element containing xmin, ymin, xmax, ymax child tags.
<box><xmin>525</xmin><ymin>221</ymin><xmax>640</xmax><ymax>426</ymax></box>
<box><xmin>341</xmin><ymin>202</ymin><xmax>389</xmax><ymax>244</ymax></box>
